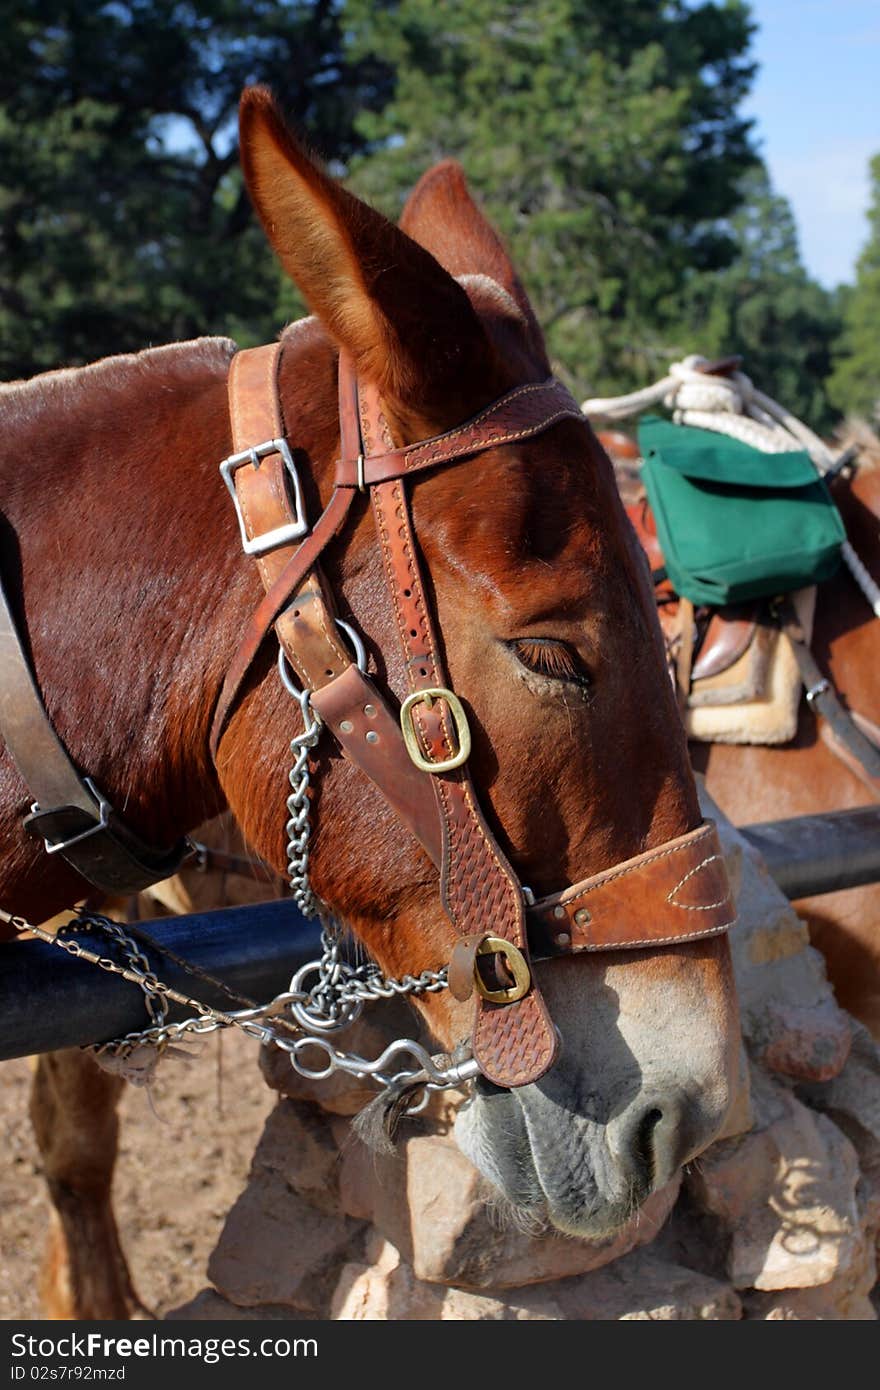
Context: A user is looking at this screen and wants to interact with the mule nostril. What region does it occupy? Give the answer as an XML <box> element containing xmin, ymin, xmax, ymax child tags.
<box><xmin>607</xmin><ymin>1096</ymin><xmax>695</xmax><ymax>1196</ymax></box>
<box><xmin>608</xmin><ymin>1089</ymin><xmax>726</xmax><ymax>1201</ymax></box>
<box><xmin>634</xmin><ymin>1106</ymin><xmax>663</xmax><ymax>1186</ymax></box>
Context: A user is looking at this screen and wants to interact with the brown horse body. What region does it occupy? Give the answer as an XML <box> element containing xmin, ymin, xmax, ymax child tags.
<box><xmin>693</xmin><ymin>460</ymin><xmax>880</xmax><ymax>1033</ymax></box>
<box><xmin>1</xmin><ymin>90</ymin><xmax>738</xmax><ymax>1315</ymax></box>
<box><xmin>0</xmin><ymin>339</ymin><xmax>239</xmax><ymax>923</ymax></box>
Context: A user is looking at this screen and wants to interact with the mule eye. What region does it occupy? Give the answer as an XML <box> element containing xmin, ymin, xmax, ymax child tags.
<box><xmin>510</xmin><ymin>638</ymin><xmax>592</xmax><ymax>691</ymax></box>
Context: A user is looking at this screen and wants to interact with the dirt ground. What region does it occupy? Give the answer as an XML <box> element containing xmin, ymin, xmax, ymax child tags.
<box><xmin>0</xmin><ymin>1032</ymin><xmax>274</xmax><ymax>1321</ymax></box>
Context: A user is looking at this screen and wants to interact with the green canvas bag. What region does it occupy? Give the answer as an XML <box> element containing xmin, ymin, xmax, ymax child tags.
<box><xmin>638</xmin><ymin>415</ymin><xmax>845</xmax><ymax>606</ymax></box>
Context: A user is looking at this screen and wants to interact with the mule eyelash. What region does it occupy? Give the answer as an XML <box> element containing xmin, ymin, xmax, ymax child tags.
<box><xmin>510</xmin><ymin>638</ymin><xmax>592</xmax><ymax>691</ymax></box>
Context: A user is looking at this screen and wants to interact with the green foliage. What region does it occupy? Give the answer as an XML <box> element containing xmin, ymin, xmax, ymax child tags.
<box><xmin>828</xmin><ymin>153</ymin><xmax>880</xmax><ymax>422</ymax></box>
<box><xmin>0</xmin><ymin>0</ymin><xmax>860</xmax><ymax>437</ymax></box>
<box><xmin>0</xmin><ymin>1</ymin><xmax>392</xmax><ymax>378</ymax></box>
<box><xmin>672</xmin><ymin>167</ymin><xmax>841</xmax><ymax>433</ymax></box>
<box><xmin>346</xmin><ymin>0</ymin><xmax>758</xmax><ymax>395</ymax></box>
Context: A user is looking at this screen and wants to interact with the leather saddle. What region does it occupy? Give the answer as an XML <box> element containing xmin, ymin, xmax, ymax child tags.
<box><xmin>626</xmin><ymin>495</ymin><xmax>763</xmax><ymax>692</ymax></box>
<box><xmin>600</xmin><ymin>425</ymin><xmax>880</xmax><ymax>785</ymax></box>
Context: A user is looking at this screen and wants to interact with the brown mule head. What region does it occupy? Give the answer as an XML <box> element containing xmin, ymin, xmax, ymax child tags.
<box><xmin>219</xmin><ymin>89</ymin><xmax>739</xmax><ymax>1235</ymax></box>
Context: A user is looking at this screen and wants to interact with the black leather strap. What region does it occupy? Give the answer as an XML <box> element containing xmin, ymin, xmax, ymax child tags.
<box><xmin>0</xmin><ymin>576</ymin><xmax>191</xmax><ymax>894</ymax></box>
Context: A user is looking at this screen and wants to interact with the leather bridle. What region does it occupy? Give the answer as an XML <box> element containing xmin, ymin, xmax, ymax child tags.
<box><xmin>0</xmin><ymin>336</ymin><xmax>734</xmax><ymax>1088</ymax></box>
<box><xmin>208</xmin><ymin>340</ymin><xmax>735</xmax><ymax>1089</ymax></box>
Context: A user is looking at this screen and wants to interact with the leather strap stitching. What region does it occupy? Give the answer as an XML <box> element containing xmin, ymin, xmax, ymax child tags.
<box><xmin>667</xmin><ymin>853</ymin><xmax>729</xmax><ymax>910</ymax></box>
<box><xmin>404</xmin><ymin>405</ymin><xmax>584</xmax><ymax>471</ymax></box>
<box><xmin>536</xmin><ymin>822</ymin><xmax>715</xmax><ymax>908</ymax></box>
<box><xmin>534</xmin><ymin>921</ymin><xmax>734</xmax><ymax>956</ymax></box>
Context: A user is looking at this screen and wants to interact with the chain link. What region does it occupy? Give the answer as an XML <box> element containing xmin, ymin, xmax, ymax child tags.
<box><xmin>0</xmin><ymin>625</ymin><xmax>473</xmax><ymax>1106</ymax></box>
<box><xmin>3</xmin><ymin>911</ymin><xmax>244</xmax><ymax>1038</ymax></box>
<box><xmin>283</xmin><ymin>681</ymin><xmax>323</xmax><ymax>918</ymax></box>
<box><xmin>2</xmin><ymin>908</ymin><xmax>472</xmax><ymax>1102</ymax></box>
<box><xmin>275</xmin><ymin>648</ymin><xmax>449</xmax><ymax>1020</ymax></box>
<box><xmin>61</xmin><ymin>911</ymin><xmax>168</xmax><ymax>1029</ymax></box>
<box><xmin>287</xmin><ymin>921</ymin><xmax>448</xmax><ymax>1035</ymax></box>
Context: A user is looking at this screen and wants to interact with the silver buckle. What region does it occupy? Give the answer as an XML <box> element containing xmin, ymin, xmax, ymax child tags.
<box><xmin>32</xmin><ymin>777</ymin><xmax>112</xmax><ymax>855</ymax></box>
<box><xmin>219</xmin><ymin>437</ymin><xmax>308</xmax><ymax>556</ymax></box>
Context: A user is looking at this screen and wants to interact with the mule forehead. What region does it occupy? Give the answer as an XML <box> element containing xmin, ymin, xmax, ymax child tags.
<box><xmin>412</xmin><ymin>421</ymin><xmax>652</xmax><ymax>629</ymax></box>
<box><xmin>413</xmin><ymin>280</ymin><xmax>643</xmax><ymax>617</ymax></box>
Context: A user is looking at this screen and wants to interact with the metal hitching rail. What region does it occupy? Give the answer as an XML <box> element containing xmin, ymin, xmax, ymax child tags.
<box><xmin>0</xmin><ymin>804</ymin><xmax>877</xmax><ymax>1061</ymax></box>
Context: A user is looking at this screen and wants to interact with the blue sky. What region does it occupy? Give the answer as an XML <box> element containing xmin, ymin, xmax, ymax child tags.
<box><xmin>745</xmin><ymin>0</ymin><xmax>879</xmax><ymax>287</ymax></box>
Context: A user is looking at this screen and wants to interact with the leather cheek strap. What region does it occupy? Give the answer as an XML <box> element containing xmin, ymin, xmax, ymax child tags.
<box><xmin>210</xmin><ymin>346</ymin><xmax>357</xmax><ymax>761</ymax></box>
<box><xmin>309</xmin><ymin>663</ymin><xmax>442</xmax><ymax>866</ymax></box>
<box><xmin>213</xmin><ymin>345</ymin><xmax>448</xmax><ymax>872</ymax></box>
<box><xmin>361</xmin><ymin>374</ymin><xmax>559</xmax><ymax>1088</ymax></box>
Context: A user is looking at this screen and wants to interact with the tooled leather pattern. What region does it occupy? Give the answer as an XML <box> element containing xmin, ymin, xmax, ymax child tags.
<box><xmin>401</xmin><ymin>380</ymin><xmax>584</xmax><ymax>473</ymax></box>
<box><xmin>474</xmin><ymin>995</ymin><xmax>558</xmax><ymax>1087</ymax></box>
<box><xmin>442</xmin><ymin>791</ymin><xmax>560</xmax><ymax>1086</ymax></box>
<box><xmin>370</xmin><ymin>436</ymin><xmax>558</xmax><ymax>1087</ymax></box>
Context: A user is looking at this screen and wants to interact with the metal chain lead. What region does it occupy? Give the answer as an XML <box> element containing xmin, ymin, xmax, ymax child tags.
<box><xmin>63</xmin><ymin>912</ymin><xmax>168</xmax><ymax>1029</ymax></box>
<box><xmin>288</xmin><ymin>920</ymin><xmax>448</xmax><ymax>1035</ymax></box>
<box><xmin>278</xmin><ymin>617</ymin><xmax>369</xmax><ymax>917</ymax></box>
<box><xmin>276</xmin><ymin>628</ymin><xmax>448</xmax><ymax>1019</ymax></box>
<box><xmin>2</xmin><ymin>909</ymin><xmax>472</xmax><ymax>1102</ymax></box>
<box><xmin>1</xmin><ymin>622</ymin><xmax>470</xmax><ymax>1104</ymax></box>
<box><xmin>284</xmin><ymin>682</ymin><xmax>323</xmax><ymax>918</ymax></box>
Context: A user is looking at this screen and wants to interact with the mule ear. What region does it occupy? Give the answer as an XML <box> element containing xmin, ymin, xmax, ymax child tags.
<box><xmin>239</xmin><ymin>87</ymin><xmax>490</xmax><ymax>410</ymax></box>
<box><xmin>400</xmin><ymin>160</ymin><xmax>547</xmax><ymax>362</ymax></box>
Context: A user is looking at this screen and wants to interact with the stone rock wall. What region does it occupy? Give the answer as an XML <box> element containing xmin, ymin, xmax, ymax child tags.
<box><xmin>167</xmin><ymin>795</ymin><xmax>879</xmax><ymax>1321</ymax></box>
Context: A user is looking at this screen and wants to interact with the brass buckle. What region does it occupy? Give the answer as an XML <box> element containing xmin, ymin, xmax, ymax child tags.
<box><xmin>400</xmin><ymin>687</ymin><xmax>471</xmax><ymax>774</ymax></box>
<box><xmin>473</xmin><ymin>936</ymin><xmax>531</xmax><ymax>1004</ymax></box>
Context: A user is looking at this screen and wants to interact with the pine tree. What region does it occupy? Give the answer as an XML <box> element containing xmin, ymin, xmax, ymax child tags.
<box><xmin>673</xmin><ymin>166</ymin><xmax>841</xmax><ymax>432</ymax></box>
<box><xmin>828</xmin><ymin>154</ymin><xmax>880</xmax><ymax>422</ymax></box>
<box><xmin>0</xmin><ymin>1</ymin><xmax>392</xmax><ymax>377</ymax></box>
<box><xmin>346</xmin><ymin>0</ymin><xmax>758</xmax><ymax>395</ymax></box>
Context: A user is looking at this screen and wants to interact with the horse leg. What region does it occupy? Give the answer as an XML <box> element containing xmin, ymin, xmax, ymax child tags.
<box><xmin>30</xmin><ymin>1048</ymin><xmax>145</xmax><ymax>1320</ymax></box>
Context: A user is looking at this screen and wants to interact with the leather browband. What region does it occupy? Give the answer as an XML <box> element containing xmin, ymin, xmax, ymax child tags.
<box><xmin>215</xmin><ymin>341</ymin><xmax>736</xmax><ymax>1089</ymax></box>
<box><xmin>333</xmin><ymin>379</ymin><xmax>585</xmax><ymax>489</ymax></box>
